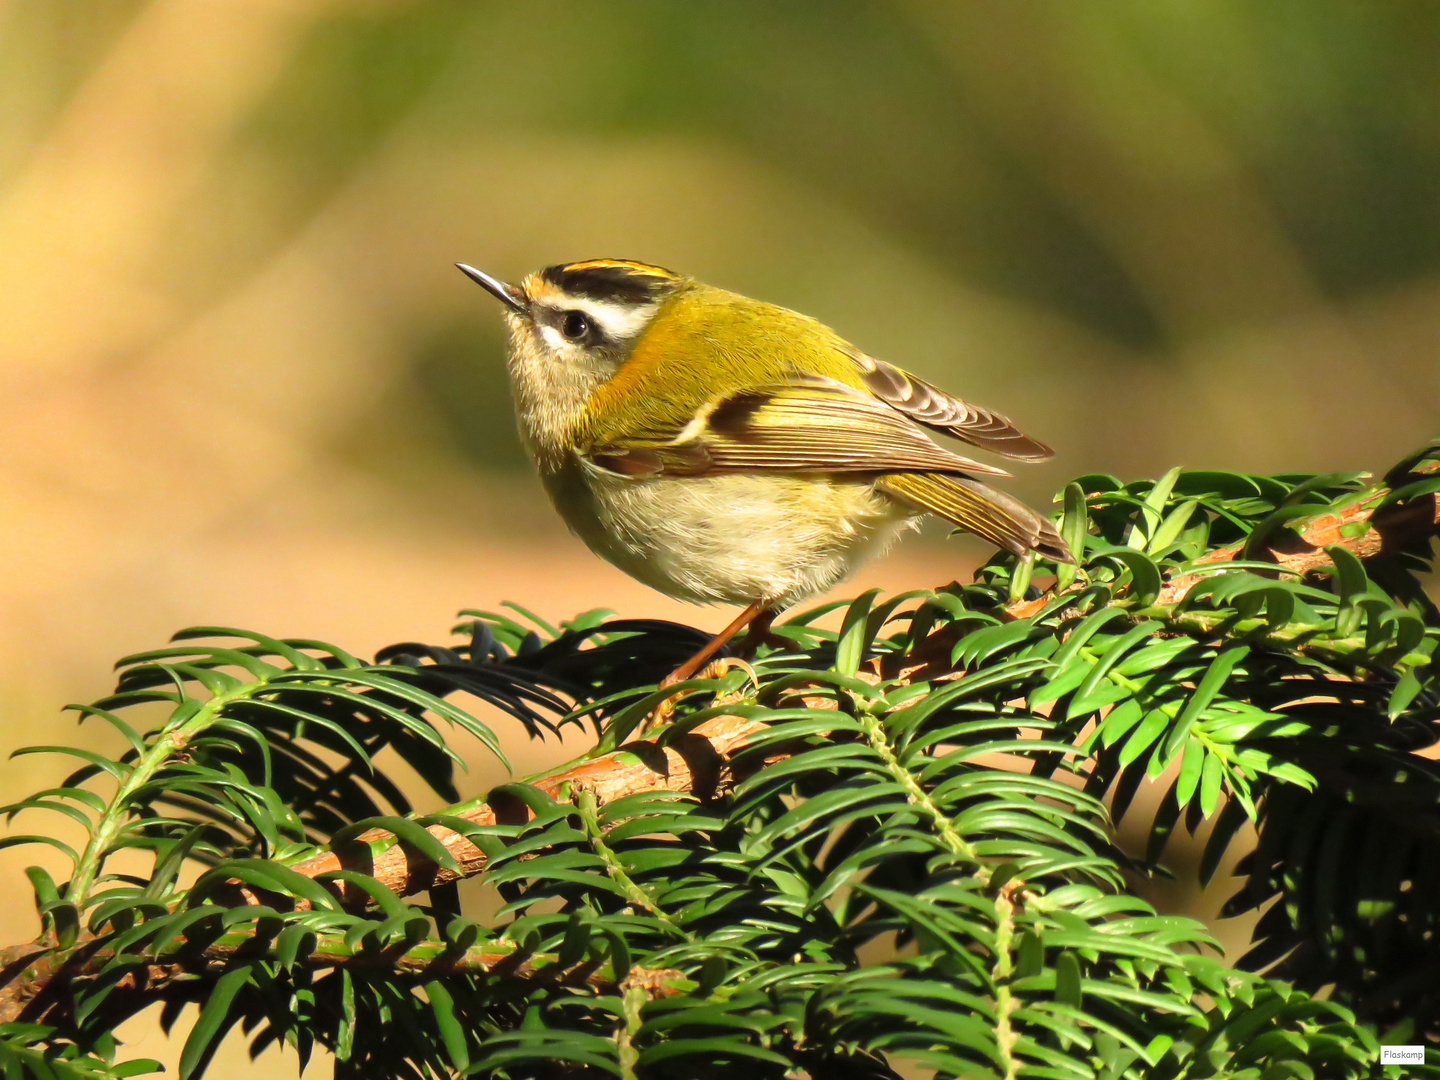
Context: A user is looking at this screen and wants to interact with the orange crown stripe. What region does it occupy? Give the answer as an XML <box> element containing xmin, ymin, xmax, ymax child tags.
<box><xmin>561</xmin><ymin>259</ymin><xmax>677</xmax><ymax>278</ymax></box>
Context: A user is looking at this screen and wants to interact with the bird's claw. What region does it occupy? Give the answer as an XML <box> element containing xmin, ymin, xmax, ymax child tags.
<box><xmin>639</xmin><ymin>657</ymin><xmax>756</xmax><ymax>734</ymax></box>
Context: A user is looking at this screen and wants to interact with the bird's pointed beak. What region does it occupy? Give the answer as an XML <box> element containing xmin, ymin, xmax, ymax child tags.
<box><xmin>456</xmin><ymin>263</ymin><xmax>527</xmax><ymax>313</ymax></box>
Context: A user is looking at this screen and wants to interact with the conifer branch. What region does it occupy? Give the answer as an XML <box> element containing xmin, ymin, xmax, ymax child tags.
<box><xmin>0</xmin><ymin>457</ymin><xmax>1434</xmax><ymax>1078</ymax></box>
<box><xmin>280</xmin><ymin>479</ymin><xmax>1440</xmax><ymax>908</ymax></box>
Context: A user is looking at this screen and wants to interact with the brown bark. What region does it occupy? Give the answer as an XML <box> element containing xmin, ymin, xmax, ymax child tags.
<box><xmin>0</xmin><ymin>943</ymin><xmax>57</xmax><ymax>1024</ymax></box>
<box><xmin>287</xmin><ymin>713</ymin><xmax>771</xmax><ymax>906</ymax></box>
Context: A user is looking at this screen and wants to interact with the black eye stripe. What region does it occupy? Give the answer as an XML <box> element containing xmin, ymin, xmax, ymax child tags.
<box><xmin>560</xmin><ymin>310</ymin><xmax>590</xmax><ymax>341</ymax></box>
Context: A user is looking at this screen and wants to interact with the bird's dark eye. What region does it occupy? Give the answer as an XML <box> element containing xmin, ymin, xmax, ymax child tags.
<box><xmin>560</xmin><ymin>310</ymin><xmax>590</xmax><ymax>341</ymax></box>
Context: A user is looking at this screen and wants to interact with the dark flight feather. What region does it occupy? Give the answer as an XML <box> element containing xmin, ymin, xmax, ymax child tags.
<box><xmin>856</xmin><ymin>353</ymin><xmax>1054</xmax><ymax>462</ymax></box>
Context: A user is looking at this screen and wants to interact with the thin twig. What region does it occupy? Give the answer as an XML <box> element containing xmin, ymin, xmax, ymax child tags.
<box><xmin>285</xmin><ymin>712</ymin><xmax>770</xmax><ymax>905</ymax></box>
<box><xmin>0</xmin><ymin>925</ymin><xmax>687</xmax><ymax>1026</ymax></box>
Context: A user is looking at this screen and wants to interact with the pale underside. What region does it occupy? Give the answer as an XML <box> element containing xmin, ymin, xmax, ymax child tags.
<box><xmin>547</xmin><ymin>461</ymin><xmax>920</xmax><ymax>606</ymax></box>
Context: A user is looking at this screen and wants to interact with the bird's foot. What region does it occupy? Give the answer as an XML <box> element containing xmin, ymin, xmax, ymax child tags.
<box><xmin>639</xmin><ymin>657</ymin><xmax>757</xmax><ymax>734</ymax></box>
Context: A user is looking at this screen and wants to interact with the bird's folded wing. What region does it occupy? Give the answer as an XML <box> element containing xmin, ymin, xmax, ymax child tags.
<box><xmin>877</xmin><ymin>473</ymin><xmax>1072</xmax><ymax>563</ymax></box>
<box><xmin>851</xmin><ymin>351</ymin><xmax>1054</xmax><ymax>462</ymax></box>
<box><xmin>586</xmin><ymin>381</ymin><xmax>1012</xmax><ymax>479</ymax></box>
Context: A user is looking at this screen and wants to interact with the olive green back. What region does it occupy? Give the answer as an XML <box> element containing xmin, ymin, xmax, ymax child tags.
<box><xmin>579</xmin><ymin>284</ymin><xmax>865</xmax><ymax>449</ymax></box>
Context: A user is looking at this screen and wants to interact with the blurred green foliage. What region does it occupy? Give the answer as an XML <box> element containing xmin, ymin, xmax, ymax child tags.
<box><xmin>235</xmin><ymin>1</ymin><xmax>1440</xmax><ymax>347</ymax></box>
<box><xmin>13</xmin><ymin>0</ymin><xmax>1437</xmax><ymax>476</ymax></box>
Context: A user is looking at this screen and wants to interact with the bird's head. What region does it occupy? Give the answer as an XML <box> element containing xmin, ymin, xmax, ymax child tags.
<box><xmin>458</xmin><ymin>258</ymin><xmax>687</xmax><ymax>379</ymax></box>
<box><xmin>457</xmin><ymin>258</ymin><xmax>691</xmax><ymax>457</ymax></box>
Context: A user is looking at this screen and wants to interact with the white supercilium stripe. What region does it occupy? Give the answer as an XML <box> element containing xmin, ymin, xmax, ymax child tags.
<box><xmin>560</xmin><ymin>298</ymin><xmax>660</xmax><ymax>341</ymax></box>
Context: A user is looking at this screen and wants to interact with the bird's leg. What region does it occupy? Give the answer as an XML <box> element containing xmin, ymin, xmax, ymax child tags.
<box><xmin>659</xmin><ymin>600</ymin><xmax>770</xmax><ymax>689</ymax></box>
<box><xmin>642</xmin><ymin>602</ymin><xmax>774</xmax><ymax>733</ymax></box>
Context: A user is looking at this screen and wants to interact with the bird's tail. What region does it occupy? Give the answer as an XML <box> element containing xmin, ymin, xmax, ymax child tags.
<box><xmin>877</xmin><ymin>472</ymin><xmax>1074</xmax><ymax>564</ymax></box>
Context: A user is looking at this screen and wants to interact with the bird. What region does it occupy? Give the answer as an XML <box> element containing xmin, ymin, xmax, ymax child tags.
<box><xmin>458</xmin><ymin>258</ymin><xmax>1072</xmax><ymax>688</ymax></box>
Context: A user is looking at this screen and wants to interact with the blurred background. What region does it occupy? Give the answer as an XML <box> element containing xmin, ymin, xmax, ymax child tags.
<box><xmin>2</xmin><ymin>1</ymin><xmax>1440</xmax><ymax>1073</ymax></box>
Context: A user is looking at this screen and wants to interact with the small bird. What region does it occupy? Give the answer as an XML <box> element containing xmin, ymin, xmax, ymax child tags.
<box><xmin>459</xmin><ymin>259</ymin><xmax>1071</xmax><ymax>686</ymax></box>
